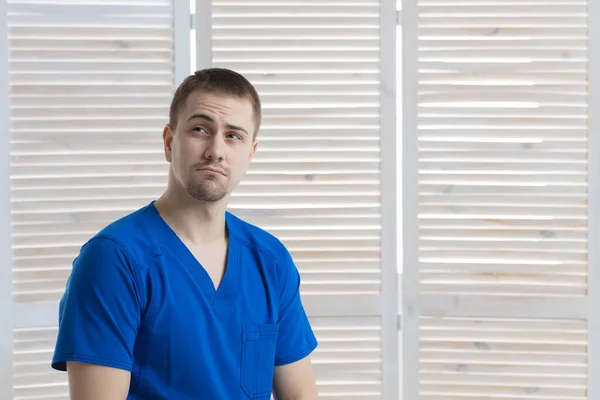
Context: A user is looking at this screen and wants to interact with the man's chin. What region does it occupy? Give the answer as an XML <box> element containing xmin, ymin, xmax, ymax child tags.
<box><xmin>186</xmin><ymin>182</ymin><xmax>229</xmax><ymax>203</ymax></box>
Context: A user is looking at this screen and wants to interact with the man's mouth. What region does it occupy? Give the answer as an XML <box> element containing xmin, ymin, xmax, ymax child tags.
<box><xmin>197</xmin><ymin>167</ymin><xmax>227</xmax><ymax>176</ymax></box>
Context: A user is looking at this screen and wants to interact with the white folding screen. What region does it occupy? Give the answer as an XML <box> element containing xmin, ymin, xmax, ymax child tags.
<box><xmin>3</xmin><ymin>0</ymin><xmax>190</xmax><ymax>398</ymax></box>
<box><xmin>0</xmin><ymin>0</ymin><xmax>399</xmax><ymax>398</ymax></box>
<box><xmin>403</xmin><ymin>0</ymin><xmax>599</xmax><ymax>399</ymax></box>
<box><xmin>196</xmin><ymin>0</ymin><xmax>399</xmax><ymax>398</ymax></box>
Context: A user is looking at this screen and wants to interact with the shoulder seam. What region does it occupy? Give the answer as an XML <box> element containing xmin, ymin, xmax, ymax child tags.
<box><xmin>88</xmin><ymin>234</ymin><xmax>146</xmax><ymax>313</ymax></box>
<box><xmin>91</xmin><ymin>234</ymin><xmax>143</xmax><ymax>268</ymax></box>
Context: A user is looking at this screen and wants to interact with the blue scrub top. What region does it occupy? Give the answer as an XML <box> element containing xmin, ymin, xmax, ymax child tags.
<box><xmin>52</xmin><ymin>202</ymin><xmax>318</xmax><ymax>399</ymax></box>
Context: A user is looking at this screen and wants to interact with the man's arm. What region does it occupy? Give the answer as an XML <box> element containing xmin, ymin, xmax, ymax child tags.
<box><xmin>273</xmin><ymin>356</ymin><xmax>318</xmax><ymax>400</ymax></box>
<box><xmin>67</xmin><ymin>362</ymin><xmax>130</xmax><ymax>400</ymax></box>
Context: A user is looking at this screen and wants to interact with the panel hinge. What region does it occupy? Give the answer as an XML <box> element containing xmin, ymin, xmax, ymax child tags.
<box><xmin>397</xmin><ymin>314</ymin><xmax>402</xmax><ymax>331</ymax></box>
<box><xmin>397</xmin><ymin>9</ymin><xmax>402</xmax><ymax>25</ymax></box>
<box><xmin>190</xmin><ymin>12</ymin><xmax>196</xmax><ymax>30</ymax></box>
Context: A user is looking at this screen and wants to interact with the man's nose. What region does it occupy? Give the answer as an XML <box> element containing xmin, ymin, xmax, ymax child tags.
<box><xmin>204</xmin><ymin>134</ymin><xmax>225</xmax><ymax>161</ymax></box>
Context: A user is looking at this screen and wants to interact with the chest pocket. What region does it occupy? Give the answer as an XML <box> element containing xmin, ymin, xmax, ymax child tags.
<box><xmin>240</xmin><ymin>324</ymin><xmax>279</xmax><ymax>399</ymax></box>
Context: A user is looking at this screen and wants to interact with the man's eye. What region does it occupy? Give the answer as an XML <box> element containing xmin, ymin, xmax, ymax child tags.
<box><xmin>228</xmin><ymin>133</ymin><xmax>242</xmax><ymax>140</ymax></box>
<box><xmin>193</xmin><ymin>127</ymin><xmax>207</xmax><ymax>133</ymax></box>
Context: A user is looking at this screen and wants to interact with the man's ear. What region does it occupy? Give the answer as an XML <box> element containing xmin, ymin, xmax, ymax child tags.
<box><xmin>163</xmin><ymin>124</ymin><xmax>174</xmax><ymax>163</ymax></box>
<box><xmin>249</xmin><ymin>139</ymin><xmax>258</xmax><ymax>161</ymax></box>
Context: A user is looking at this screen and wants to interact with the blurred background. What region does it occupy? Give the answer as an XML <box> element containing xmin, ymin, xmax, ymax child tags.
<box><xmin>0</xmin><ymin>0</ymin><xmax>597</xmax><ymax>399</ymax></box>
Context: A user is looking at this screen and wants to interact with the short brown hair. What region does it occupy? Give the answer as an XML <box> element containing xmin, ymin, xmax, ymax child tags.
<box><xmin>169</xmin><ymin>68</ymin><xmax>262</xmax><ymax>137</ymax></box>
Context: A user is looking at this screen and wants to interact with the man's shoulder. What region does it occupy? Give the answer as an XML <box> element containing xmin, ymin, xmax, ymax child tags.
<box><xmin>81</xmin><ymin>203</ymin><xmax>158</xmax><ymax>260</ymax></box>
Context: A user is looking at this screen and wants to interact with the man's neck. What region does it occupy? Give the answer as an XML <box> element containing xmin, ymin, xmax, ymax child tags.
<box><xmin>154</xmin><ymin>190</ymin><xmax>228</xmax><ymax>245</ymax></box>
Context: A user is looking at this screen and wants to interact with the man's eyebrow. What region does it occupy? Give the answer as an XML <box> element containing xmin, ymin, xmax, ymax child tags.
<box><xmin>187</xmin><ymin>113</ymin><xmax>249</xmax><ymax>136</ymax></box>
<box><xmin>225</xmin><ymin>123</ymin><xmax>249</xmax><ymax>136</ymax></box>
<box><xmin>187</xmin><ymin>113</ymin><xmax>215</xmax><ymax>123</ymax></box>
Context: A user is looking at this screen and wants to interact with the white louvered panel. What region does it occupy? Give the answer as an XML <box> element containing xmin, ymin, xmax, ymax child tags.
<box><xmin>210</xmin><ymin>1</ymin><xmax>382</xmax><ymax>299</ymax></box>
<box><xmin>8</xmin><ymin>0</ymin><xmax>177</xmax><ymax>306</ymax></box>
<box><xmin>209</xmin><ymin>0</ymin><xmax>388</xmax><ymax>397</ymax></box>
<box><xmin>417</xmin><ymin>0</ymin><xmax>589</xmax><ymax>308</ymax></box>
<box><xmin>403</xmin><ymin>0</ymin><xmax>593</xmax><ymax>399</ymax></box>
<box><xmin>419</xmin><ymin>317</ymin><xmax>587</xmax><ymax>400</ymax></box>
<box><xmin>13</xmin><ymin>327</ymin><xmax>68</xmax><ymax>400</ymax></box>
<box><xmin>7</xmin><ymin>0</ymin><xmax>181</xmax><ymax>398</ymax></box>
<box><xmin>310</xmin><ymin>317</ymin><xmax>382</xmax><ymax>399</ymax></box>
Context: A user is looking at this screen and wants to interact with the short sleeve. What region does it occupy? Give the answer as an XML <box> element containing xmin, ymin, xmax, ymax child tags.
<box><xmin>52</xmin><ymin>236</ymin><xmax>143</xmax><ymax>372</ymax></box>
<box><xmin>274</xmin><ymin>247</ymin><xmax>318</xmax><ymax>366</ymax></box>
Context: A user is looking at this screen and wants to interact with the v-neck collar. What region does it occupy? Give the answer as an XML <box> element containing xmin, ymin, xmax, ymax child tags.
<box><xmin>148</xmin><ymin>201</ymin><xmax>241</xmax><ymax>306</ymax></box>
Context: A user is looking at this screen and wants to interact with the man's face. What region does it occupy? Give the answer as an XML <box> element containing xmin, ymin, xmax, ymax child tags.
<box><xmin>163</xmin><ymin>90</ymin><xmax>258</xmax><ymax>203</ymax></box>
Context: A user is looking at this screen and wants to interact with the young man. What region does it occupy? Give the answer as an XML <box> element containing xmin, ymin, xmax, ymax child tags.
<box><xmin>51</xmin><ymin>68</ymin><xmax>319</xmax><ymax>400</ymax></box>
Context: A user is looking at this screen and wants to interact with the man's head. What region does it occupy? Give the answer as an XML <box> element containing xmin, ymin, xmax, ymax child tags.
<box><xmin>169</xmin><ymin>68</ymin><xmax>262</xmax><ymax>138</ymax></box>
<box><xmin>163</xmin><ymin>68</ymin><xmax>261</xmax><ymax>204</ymax></box>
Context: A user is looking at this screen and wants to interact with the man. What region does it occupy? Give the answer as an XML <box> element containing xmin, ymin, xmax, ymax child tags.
<box><xmin>51</xmin><ymin>68</ymin><xmax>319</xmax><ymax>400</ymax></box>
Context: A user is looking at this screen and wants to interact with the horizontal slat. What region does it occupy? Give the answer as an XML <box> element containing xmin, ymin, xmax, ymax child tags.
<box><xmin>213</xmin><ymin>0</ymin><xmax>378</xmax><ymax>3</ymax></box>
<box><xmin>419</xmin><ymin>39</ymin><xmax>586</xmax><ymax>51</ymax></box>
<box><xmin>213</xmin><ymin>28</ymin><xmax>379</xmax><ymax>39</ymax></box>
<box><xmin>11</xmin><ymin>49</ymin><xmax>172</xmax><ymax>61</ymax></box>
<box><xmin>212</xmin><ymin>61</ymin><xmax>379</xmax><ymax>74</ymax></box>
<box><xmin>10</xmin><ymin>38</ymin><xmax>172</xmax><ymax>51</ymax></box>
<box><xmin>419</xmin><ymin>205</ymin><xmax>586</xmax><ymax>218</ymax></box>
<box><xmin>419</xmin><ymin>86</ymin><xmax>587</xmax><ymax>97</ymax></box>
<box><xmin>419</xmin><ymin>16</ymin><xmax>587</xmax><ymax>27</ymax></box>
<box><xmin>418</xmin><ymin>27</ymin><xmax>587</xmax><ymax>39</ymax></box>
<box><xmin>239</xmin><ymin>72</ymin><xmax>379</xmax><ymax>84</ymax></box>
<box><xmin>419</xmin><ymin>92</ymin><xmax>587</xmax><ymax>105</ymax></box>
<box><xmin>419</xmin><ymin>153</ymin><xmax>587</xmax><ymax>164</ymax></box>
<box><xmin>419</xmin><ymin>5</ymin><xmax>586</xmax><ymax>14</ymax></box>
<box><xmin>10</xmin><ymin>73</ymin><xmax>173</xmax><ymax>85</ymax></box>
<box><xmin>10</xmin><ymin>62</ymin><xmax>174</xmax><ymax>74</ymax></box>
<box><xmin>419</xmin><ymin>75</ymin><xmax>587</xmax><ymax>85</ymax></box>
<box><xmin>419</xmin><ymin>109</ymin><xmax>587</xmax><ymax>120</ymax></box>
<box><xmin>418</xmin><ymin>220</ymin><xmax>587</xmax><ymax>233</ymax></box>
<box><xmin>420</xmin><ymin>384</ymin><xmax>585</xmax><ymax>398</ymax></box>
<box><xmin>213</xmin><ymin>38</ymin><xmax>379</xmax><ymax>49</ymax></box>
<box><xmin>418</xmin><ymin>132</ymin><xmax>587</xmax><ymax>141</ymax></box>
<box><xmin>419</xmin><ymin>184</ymin><xmax>586</xmax><ymax>195</ymax></box>
<box><xmin>213</xmin><ymin>17</ymin><xmax>379</xmax><ymax>27</ymax></box>
<box><xmin>214</xmin><ymin>50</ymin><xmax>379</xmax><ymax>61</ymax></box>
<box><xmin>11</xmin><ymin>84</ymin><xmax>174</xmax><ymax>97</ymax></box>
<box><xmin>419</xmin><ymin>194</ymin><xmax>586</xmax><ymax>206</ymax></box>
<box><xmin>8</xmin><ymin>14</ymin><xmax>172</xmax><ymax>28</ymax></box>
<box><xmin>418</xmin><ymin>296</ymin><xmax>587</xmax><ymax>319</ymax></box>
<box><xmin>9</xmin><ymin>26</ymin><xmax>172</xmax><ymax>39</ymax></box>
<box><xmin>10</xmin><ymin>96</ymin><xmax>173</xmax><ymax>108</ymax></box>
<box><xmin>419</xmin><ymin>48</ymin><xmax>586</xmax><ymax>59</ymax></box>
<box><xmin>213</xmin><ymin>5</ymin><xmax>379</xmax><ymax>15</ymax></box>
<box><xmin>419</xmin><ymin>262</ymin><xmax>586</xmax><ymax>276</ymax></box>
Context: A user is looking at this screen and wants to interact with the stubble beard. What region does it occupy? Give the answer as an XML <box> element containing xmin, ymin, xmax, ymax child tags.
<box><xmin>186</xmin><ymin>175</ymin><xmax>229</xmax><ymax>203</ymax></box>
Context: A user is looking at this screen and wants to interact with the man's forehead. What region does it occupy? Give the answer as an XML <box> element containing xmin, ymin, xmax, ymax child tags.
<box><xmin>184</xmin><ymin>91</ymin><xmax>252</xmax><ymax>114</ymax></box>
